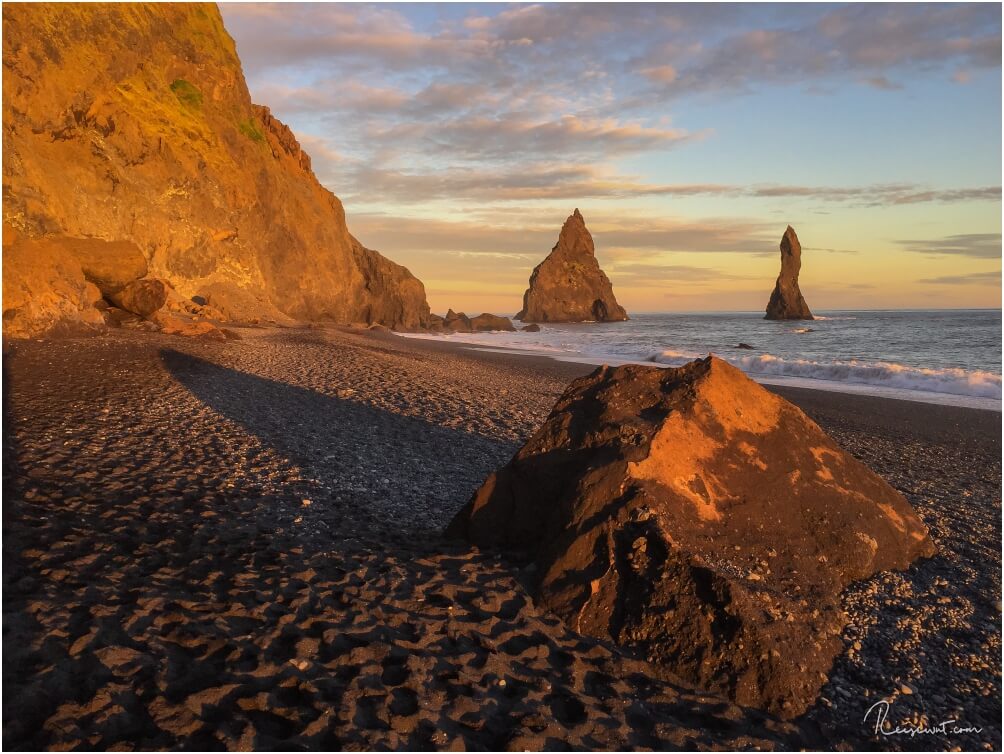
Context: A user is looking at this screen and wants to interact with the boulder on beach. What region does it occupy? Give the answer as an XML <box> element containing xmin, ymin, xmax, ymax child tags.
<box><xmin>470</xmin><ymin>313</ymin><xmax>516</xmax><ymax>332</ymax></box>
<box><xmin>448</xmin><ymin>356</ymin><xmax>935</xmax><ymax>717</ymax></box>
<box><xmin>59</xmin><ymin>237</ymin><xmax>149</xmax><ymax>297</ymax></box>
<box><xmin>765</xmin><ymin>226</ymin><xmax>813</xmax><ymax>320</ymax></box>
<box><xmin>522</xmin><ymin>324</ymin><xmax>541</xmax><ymax>332</ymax></box>
<box><xmin>516</xmin><ymin>209</ymin><xmax>628</xmax><ymax>323</ymax></box>
<box><xmin>108</xmin><ymin>278</ymin><xmax>168</xmax><ymax>317</ymax></box>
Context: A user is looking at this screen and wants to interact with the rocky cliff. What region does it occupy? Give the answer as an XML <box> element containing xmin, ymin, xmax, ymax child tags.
<box><xmin>2</xmin><ymin>3</ymin><xmax>431</xmax><ymax>335</ymax></box>
<box><xmin>516</xmin><ymin>209</ymin><xmax>628</xmax><ymax>323</ymax></box>
<box><xmin>765</xmin><ymin>226</ymin><xmax>813</xmax><ymax>320</ymax></box>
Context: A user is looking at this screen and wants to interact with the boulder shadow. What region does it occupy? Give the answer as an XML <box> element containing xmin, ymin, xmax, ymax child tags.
<box><xmin>158</xmin><ymin>347</ymin><xmax>514</xmax><ymax>538</ymax></box>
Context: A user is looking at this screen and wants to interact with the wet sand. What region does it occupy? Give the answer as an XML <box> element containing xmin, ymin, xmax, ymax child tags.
<box><xmin>3</xmin><ymin>325</ymin><xmax>1000</xmax><ymax>750</ymax></box>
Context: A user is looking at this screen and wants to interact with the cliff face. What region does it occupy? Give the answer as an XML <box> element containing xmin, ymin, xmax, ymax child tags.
<box><xmin>2</xmin><ymin>3</ymin><xmax>430</xmax><ymax>332</ymax></box>
<box><xmin>764</xmin><ymin>226</ymin><xmax>813</xmax><ymax>321</ymax></box>
<box><xmin>517</xmin><ymin>210</ymin><xmax>628</xmax><ymax>323</ymax></box>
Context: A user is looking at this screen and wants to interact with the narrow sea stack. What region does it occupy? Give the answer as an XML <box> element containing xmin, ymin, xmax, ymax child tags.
<box><xmin>2</xmin><ymin>3</ymin><xmax>430</xmax><ymax>336</ymax></box>
<box><xmin>448</xmin><ymin>357</ymin><xmax>935</xmax><ymax>717</ymax></box>
<box><xmin>516</xmin><ymin>209</ymin><xmax>628</xmax><ymax>323</ymax></box>
<box><xmin>765</xmin><ymin>226</ymin><xmax>813</xmax><ymax>320</ymax></box>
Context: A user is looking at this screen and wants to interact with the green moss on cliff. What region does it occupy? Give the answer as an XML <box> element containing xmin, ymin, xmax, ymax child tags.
<box><xmin>170</xmin><ymin>79</ymin><xmax>203</xmax><ymax>110</ymax></box>
<box><xmin>115</xmin><ymin>74</ymin><xmax>211</xmax><ymax>144</ymax></box>
<box><xmin>238</xmin><ymin>118</ymin><xmax>265</xmax><ymax>143</ymax></box>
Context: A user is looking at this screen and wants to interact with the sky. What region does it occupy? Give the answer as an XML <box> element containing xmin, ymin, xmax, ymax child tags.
<box><xmin>221</xmin><ymin>2</ymin><xmax>1002</xmax><ymax>314</ymax></box>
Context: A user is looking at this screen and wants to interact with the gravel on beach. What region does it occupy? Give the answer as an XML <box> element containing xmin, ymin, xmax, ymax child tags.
<box><xmin>3</xmin><ymin>325</ymin><xmax>1000</xmax><ymax>751</ymax></box>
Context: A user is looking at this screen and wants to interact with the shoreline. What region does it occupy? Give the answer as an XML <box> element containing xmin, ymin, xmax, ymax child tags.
<box><xmin>386</xmin><ymin>329</ymin><xmax>1004</xmax><ymax>420</ymax></box>
<box><xmin>3</xmin><ymin>325</ymin><xmax>1000</xmax><ymax>751</ymax></box>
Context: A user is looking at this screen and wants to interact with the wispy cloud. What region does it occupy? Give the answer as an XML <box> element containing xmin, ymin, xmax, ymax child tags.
<box><xmin>917</xmin><ymin>270</ymin><xmax>1001</xmax><ymax>285</ymax></box>
<box><xmin>898</xmin><ymin>234</ymin><xmax>1002</xmax><ymax>259</ymax></box>
<box><xmin>348</xmin><ymin>211</ymin><xmax>781</xmax><ymax>258</ymax></box>
<box><xmin>333</xmin><ymin>160</ymin><xmax>1000</xmax><ymax>206</ymax></box>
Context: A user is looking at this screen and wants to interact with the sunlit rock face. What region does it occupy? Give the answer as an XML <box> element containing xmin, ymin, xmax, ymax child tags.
<box><xmin>449</xmin><ymin>356</ymin><xmax>934</xmax><ymax>717</ymax></box>
<box><xmin>2</xmin><ymin>3</ymin><xmax>430</xmax><ymax>335</ymax></box>
<box><xmin>517</xmin><ymin>209</ymin><xmax>628</xmax><ymax>323</ymax></box>
<box><xmin>2</xmin><ymin>229</ymin><xmax>106</xmax><ymax>338</ymax></box>
<box><xmin>765</xmin><ymin>226</ymin><xmax>813</xmax><ymax>320</ymax></box>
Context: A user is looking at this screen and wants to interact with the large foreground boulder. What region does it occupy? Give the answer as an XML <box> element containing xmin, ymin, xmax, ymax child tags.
<box><xmin>448</xmin><ymin>356</ymin><xmax>934</xmax><ymax>717</ymax></box>
<box><xmin>517</xmin><ymin>209</ymin><xmax>628</xmax><ymax>323</ymax></box>
<box><xmin>765</xmin><ymin>226</ymin><xmax>813</xmax><ymax>320</ymax></box>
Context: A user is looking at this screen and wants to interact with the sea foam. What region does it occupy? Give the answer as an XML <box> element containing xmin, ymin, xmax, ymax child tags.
<box><xmin>649</xmin><ymin>349</ymin><xmax>1002</xmax><ymax>400</ymax></box>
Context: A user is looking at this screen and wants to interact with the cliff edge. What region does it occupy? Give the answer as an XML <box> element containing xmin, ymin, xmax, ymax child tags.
<box><xmin>2</xmin><ymin>3</ymin><xmax>430</xmax><ymax>335</ymax></box>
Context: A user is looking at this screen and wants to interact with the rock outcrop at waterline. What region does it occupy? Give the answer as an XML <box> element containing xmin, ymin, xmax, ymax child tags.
<box><xmin>428</xmin><ymin>310</ymin><xmax>515</xmax><ymax>333</ymax></box>
<box><xmin>765</xmin><ymin>226</ymin><xmax>813</xmax><ymax>320</ymax></box>
<box><xmin>516</xmin><ymin>210</ymin><xmax>628</xmax><ymax>323</ymax></box>
<box><xmin>2</xmin><ymin>3</ymin><xmax>430</xmax><ymax>337</ymax></box>
<box><xmin>448</xmin><ymin>356</ymin><xmax>935</xmax><ymax>717</ymax></box>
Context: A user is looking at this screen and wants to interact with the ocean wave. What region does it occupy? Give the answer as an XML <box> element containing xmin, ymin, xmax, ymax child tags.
<box><xmin>648</xmin><ymin>350</ymin><xmax>1003</xmax><ymax>399</ymax></box>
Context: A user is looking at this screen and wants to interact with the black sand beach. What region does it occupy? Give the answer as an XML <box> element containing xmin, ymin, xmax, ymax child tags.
<box><xmin>3</xmin><ymin>325</ymin><xmax>1000</xmax><ymax>751</ymax></box>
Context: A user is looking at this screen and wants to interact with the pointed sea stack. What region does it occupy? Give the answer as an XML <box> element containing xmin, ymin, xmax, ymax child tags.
<box><xmin>765</xmin><ymin>226</ymin><xmax>813</xmax><ymax>320</ymax></box>
<box><xmin>516</xmin><ymin>209</ymin><xmax>628</xmax><ymax>323</ymax></box>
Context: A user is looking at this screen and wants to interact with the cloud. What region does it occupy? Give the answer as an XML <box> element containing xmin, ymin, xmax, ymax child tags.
<box><xmin>368</xmin><ymin>113</ymin><xmax>696</xmax><ymax>162</ymax></box>
<box><xmin>640</xmin><ymin>65</ymin><xmax>678</xmax><ymax>84</ymax></box>
<box><xmin>862</xmin><ymin>75</ymin><xmax>903</xmax><ymax>91</ymax></box>
<box><xmin>634</xmin><ymin>4</ymin><xmax>1001</xmax><ymax>98</ymax></box>
<box><xmin>604</xmin><ymin>262</ymin><xmax>756</xmax><ymax>288</ymax></box>
<box><xmin>897</xmin><ymin>234</ymin><xmax>1002</xmax><ymax>259</ymax></box>
<box><xmin>348</xmin><ymin>211</ymin><xmax>780</xmax><ymax>259</ymax></box>
<box><xmin>222</xmin><ymin>3</ymin><xmax>1001</xmax><ymax>217</ymax></box>
<box><xmin>917</xmin><ymin>270</ymin><xmax>1001</xmax><ymax>285</ymax></box>
<box><xmin>331</xmin><ymin>159</ymin><xmax>1001</xmax><ymax>206</ymax></box>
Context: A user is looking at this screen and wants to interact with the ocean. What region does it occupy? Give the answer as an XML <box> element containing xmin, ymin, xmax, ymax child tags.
<box><xmin>405</xmin><ymin>310</ymin><xmax>1003</xmax><ymax>411</ymax></box>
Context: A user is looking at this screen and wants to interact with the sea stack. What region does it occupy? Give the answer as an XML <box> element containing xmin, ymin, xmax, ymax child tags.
<box><xmin>765</xmin><ymin>226</ymin><xmax>813</xmax><ymax>320</ymax></box>
<box><xmin>448</xmin><ymin>357</ymin><xmax>935</xmax><ymax>717</ymax></box>
<box><xmin>516</xmin><ymin>209</ymin><xmax>628</xmax><ymax>323</ymax></box>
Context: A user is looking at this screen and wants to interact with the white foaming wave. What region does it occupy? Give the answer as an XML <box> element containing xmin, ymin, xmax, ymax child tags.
<box><xmin>649</xmin><ymin>350</ymin><xmax>1003</xmax><ymax>400</ymax></box>
<box><xmin>400</xmin><ymin>330</ymin><xmax>571</xmax><ymax>355</ymax></box>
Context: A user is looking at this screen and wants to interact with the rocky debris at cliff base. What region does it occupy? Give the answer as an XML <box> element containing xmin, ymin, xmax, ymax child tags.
<box><xmin>765</xmin><ymin>226</ymin><xmax>813</xmax><ymax>320</ymax></box>
<box><xmin>108</xmin><ymin>278</ymin><xmax>168</xmax><ymax>317</ymax></box>
<box><xmin>164</xmin><ymin>286</ymin><xmax>225</xmax><ymax>320</ymax></box>
<box><xmin>517</xmin><ymin>209</ymin><xmax>628</xmax><ymax>323</ymax></box>
<box><xmin>448</xmin><ymin>356</ymin><xmax>935</xmax><ymax>718</ymax></box>
<box><xmin>153</xmin><ymin>312</ymin><xmax>227</xmax><ymax>340</ymax></box>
